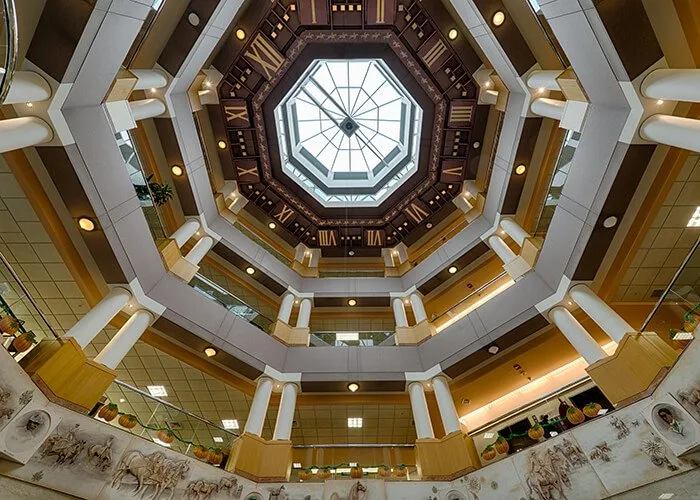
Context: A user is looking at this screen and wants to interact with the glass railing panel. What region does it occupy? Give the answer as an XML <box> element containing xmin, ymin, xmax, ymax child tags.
<box><xmin>232</xmin><ymin>221</ymin><xmax>293</xmax><ymax>267</ymax></box>
<box><xmin>99</xmin><ymin>380</ymin><xmax>239</xmax><ymax>466</ymax></box>
<box><xmin>535</xmin><ymin>130</ymin><xmax>580</xmax><ymax>236</ymax></box>
<box><xmin>641</xmin><ymin>239</ymin><xmax>700</xmax><ymax>342</ymax></box>
<box><xmin>0</xmin><ymin>252</ymin><xmax>59</xmax><ymax>360</ymax></box>
<box><xmin>0</xmin><ymin>0</ymin><xmax>17</xmax><ymax>105</ymax></box>
<box><xmin>115</xmin><ymin>130</ymin><xmax>168</xmax><ymax>241</ymax></box>
<box><xmin>309</xmin><ymin>331</ymin><xmax>396</xmax><ymax>347</ymax></box>
<box><xmin>318</xmin><ymin>269</ymin><xmax>385</xmax><ymax>278</ymax></box>
<box><xmin>189</xmin><ymin>273</ymin><xmax>274</xmax><ymax>334</ymax></box>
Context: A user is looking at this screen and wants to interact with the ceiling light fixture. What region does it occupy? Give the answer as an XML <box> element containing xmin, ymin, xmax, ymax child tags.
<box><xmin>268</xmin><ymin>222</ymin><xmax>277</xmax><ymax>229</ymax></box>
<box><xmin>246</xmin><ymin>267</ymin><xmax>255</xmax><ymax>275</ymax></box>
<box><xmin>78</xmin><ymin>217</ymin><xmax>96</xmax><ymax>232</ymax></box>
<box><xmin>26</xmin><ymin>102</ymin><xmax>33</xmax><ymax>108</ymax></box>
<box><xmin>213</xmin><ymin>436</ymin><xmax>224</xmax><ymax>443</ymax></box>
<box><xmin>656</xmin><ymin>99</ymin><xmax>664</xmax><ymax>105</ymax></box>
<box><xmin>217</xmin><ymin>140</ymin><xmax>227</xmax><ymax>150</ymax></box>
<box><xmin>204</xmin><ymin>347</ymin><xmax>217</xmax><ymax>357</ymax></box>
<box><xmin>293</xmin><ymin>462</ymin><xmax>302</xmax><ymax>469</ymax></box>
<box><xmin>171</xmin><ymin>165</ymin><xmax>183</xmax><ymax>177</ymax></box>
<box><xmin>492</xmin><ymin>10</ymin><xmax>505</xmax><ymax>26</ymax></box>
<box><xmin>448</xmin><ymin>266</ymin><xmax>458</xmax><ymax>274</ymax></box>
<box><xmin>348</xmin><ymin>250</ymin><xmax>355</xmax><ymax>256</ymax></box>
<box><xmin>538</xmin><ymin>87</ymin><xmax>546</xmax><ymax>94</ymax></box>
<box><xmin>487</xmin><ymin>345</ymin><xmax>499</xmax><ymax>355</ymax></box>
<box><xmin>347</xmin><ymin>417</ymin><xmax>363</xmax><ymax>428</ymax></box>
<box><xmin>448</xmin><ymin>28</ymin><xmax>458</xmax><ymax>40</ymax></box>
<box><xmin>515</xmin><ymin>164</ymin><xmax>527</xmax><ymax>175</ymax></box>
<box><xmin>347</xmin><ymin>299</ymin><xmax>357</xmax><ymax>307</ymax></box>
<box><xmin>347</xmin><ymin>382</ymin><xmax>359</xmax><ymax>392</ymax></box>
<box><xmin>147</xmin><ymin>385</ymin><xmax>168</xmax><ymax>397</ymax></box>
<box><xmin>236</xmin><ymin>28</ymin><xmax>246</xmax><ymax>40</ymax></box>
<box><xmin>603</xmin><ymin>216</ymin><xmax>618</xmax><ymax>228</ymax></box>
<box><xmin>484</xmin><ymin>81</ymin><xmax>492</xmax><ymax>88</ymax></box>
<box><xmin>687</xmin><ymin>206</ymin><xmax>700</xmax><ymax>227</ymax></box>
<box><xmin>153</xmin><ymin>437</ymin><xmax>171</xmax><ymax>447</ymax></box>
<box><xmin>119</xmin><ymin>398</ymin><xmax>126</xmax><ymax>403</ymax></box>
<box><xmin>426</xmin><ymin>222</ymin><xmax>433</xmax><ymax>229</ymax></box>
<box><xmin>221</xmin><ymin>419</ymin><xmax>239</xmax><ymax>430</ymax></box>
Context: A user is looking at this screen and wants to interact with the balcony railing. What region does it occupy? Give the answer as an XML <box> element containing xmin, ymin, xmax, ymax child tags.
<box><xmin>189</xmin><ymin>273</ymin><xmax>275</xmax><ymax>334</ymax></box>
<box><xmin>309</xmin><ymin>331</ymin><xmax>396</xmax><ymax>347</ymax></box>
<box><xmin>0</xmin><ymin>0</ymin><xmax>17</xmax><ymax>105</ymax></box>
<box><xmin>124</xmin><ymin>0</ymin><xmax>166</xmax><ymax>68</ymax></box>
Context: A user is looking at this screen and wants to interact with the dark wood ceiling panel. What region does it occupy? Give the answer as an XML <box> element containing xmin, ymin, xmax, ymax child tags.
<box><xmin>443</xmin><ymin>313</ymin><xmax>549</xmax><ymax>378</ymax></box>
<box><xmin>26</xmin><ymin>0</ymin><xmax>96</xmax><ymax>81</ymax></box>
<box><xmin>573</xmin><ymin>144</ymin><xmax>657</xmax><ymax>280</ymax></box>
<box><xmin>472</xmin><ymin>0</ymin><xmax>536</xmax><ymax>76</ymax></box>
<box><xmin>501</xmin><ymin>117</ymin><xmax>543</xmax><ymax>215</ymax></box>
<box><xmin>211</xmin><ymin>242</ymin><xmax>288</xmax><ymax>296</ymax></box>
<box><xmin>595</xmin><ymin>0</ymin><xmax>663</xmax><ymax>80</ymax></box>
<box><xmin>153</xmin><ymin>118</ymin><xmax>199</xmax><ymax>216</ymax></box>
<box><xmin>37</xmin><ymin>147</ymin><xmax>127</xmax><ymax>284</ymax></box>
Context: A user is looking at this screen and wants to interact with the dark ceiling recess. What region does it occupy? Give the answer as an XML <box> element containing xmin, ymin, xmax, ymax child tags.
<box><xmin>313</xmin><ymin>297</ymin><xmax>391</xmax><ymax>308</ymax></box>
<box><xmin>209</xmin><ymin>0</ymin><xmax>487</xmax><ymax>253</ymax></box>
<box><xmin>501</xmin><ymin>117</ymin><xmax>543</xmax><ymax>215</ymax></box>
<box><xmin>418</xmin><ymin>241</ymin><xmax>491</xmax><ymax>295</ymax></box>
<box><xmin>301</xmin><ymin>379</ymin><xmax>407</xmax><ymax>393</ymax></box>
<box><xmin>211</xmin><ymin>243</ymin><xmax>287</xmax><ymax>296</ymax></box>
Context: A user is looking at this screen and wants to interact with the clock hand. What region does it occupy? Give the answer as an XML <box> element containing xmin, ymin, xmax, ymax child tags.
<box><xmin>308</xmin><ymin>77</ymin><xmax>351</xmax><ymax>121</ymax></box>
<box><xmin>300</xmin><ymin>87</ymin><xmax>344</xmax><ymax>128</ymax></box>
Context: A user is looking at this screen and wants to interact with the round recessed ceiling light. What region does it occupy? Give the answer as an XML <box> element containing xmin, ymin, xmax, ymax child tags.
<box><xmin>348</xmin><ymin>250</ymin><xmax>355</xmax><ymax>256</ymax></box>
<box><xmin>448</xmin><ymin>29</ymin><xmax>458</xmax><ymax>40</ymax></box>
<box><xmin>217</xmin><ymin>140</ymin><xmax>227</xmax><ymax>150</ymax></box>
<box><xmin>515</xmin><ymin>164</ymin><xmax>527</xmax><ymax>175</ymax></box>
<box><xmin>268</xmin><ymin>222</ymin><xmax>277</xmax><ymax>229</ymax></box>
<box><xmin>347</xmin><ymin>382</ymin><xmax>359</xmax><ymax>392</ymax></box>
<box><xmin>473</xmin><ymin>141</ymin><xmax>481</xmax><ymax>149</ymax></box>
<box><xmin>26</xmin><ymin>102</ymin><xmax>34</xmax><ymax>108</ymax></box>
<box><xmin>488</xmin><ymin>345</ymin><xmax>500</xmax><ymax>355</ymax></box>
<box><xmin>204</xmin><ymin>347</ymin><xmax>217</xmax><ymax>357</ymax></box>
<box><xmin>426</xmin><ymin>222</ymin><xmax>433</xmax><ymax>229</ymax></box>
<box><xmin>236</xmin><ymin>28</ymin><xmax>246</xmax><ymax>40</ymax></box>
<box><xmin>171</xmin><ymin>165</ymin><xmax>183</xmax><ymax>177</ymax></box>
<box><xmin>492</xmin><ymin>10</ymin><xmax>505</xmax><ymax>26</ymax></box>
<box><xmin>347</xmin><ymin>299</ymin><xmax>357</xmax><ymax>307</ymax></box>
<box><xmin>188</xmin><ymin>12</ymin><xmax>200</xmax><ymax>26</ymax></box>
<box><xmin>448</xmin><ymin>266</ymin><xmax>458</xmax><ymax>274</ymax></box>
<box><xmin>78</xmin><ymin>217</ymin><xmax>95</xmax><ymax>232</ymax></box>
<box><xmin>656</xmin><ymin>99</ymin><xmax>664</xmax><ymax>105</ymax></box>
<box><xmin>603</xmin><ymin>216</ymin><xmax>618</xmax><ymax>228</ymax></box>
<box><xmin>246</xmin><ymin>267</ymin><xmax>255</xmax><ymax>275</ymax></box>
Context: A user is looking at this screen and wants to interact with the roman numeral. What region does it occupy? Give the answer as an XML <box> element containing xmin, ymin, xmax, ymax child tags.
<box><xmin>442</xmin><ymin>166</ymin><xmax>463</xmax><ymax>178</ymax></box>
<box><xmin>225</xmin><ymin>105</ymin><xmax>248</xmax><ymax>123</ymax></box>
<box><xmin>404</xmin><ymin>202</ymin><xmax>430</xmax><ymax>224</ymax></box>
<box><xmin>365</xmin><ymin>230</ymin><xmax>383</xmax><ymax>247</ymax></box>
<box><xmin>449</xmin><ymin>105</ymin><xmax>473</xmax><ymax>123</ymax></box>
<box><xmin>244</xmin><ymin>34</ymin><xmax>285</xmax><ymax>80</ymax></box>
<box><xmin>422</xmin><ymin>39</ymin><xmax>447</xmax><ymax>69</ymax></box>
<box><xmin>274</xmin><ymin>204</ymin><xmax>295</xmax><ymax>224</ymax></box>
<box><xmin>236</xmin><ymin>165</ymin><xmax>258</xmax><ymax>179</ymax></box>
<box><xmin>318</xmin><ymin>230</ymin><xmax>337</xmax><ymax>247</ymax></box>
<box><xmin>376</xmin><ymin>0</ymin><xmax>385</xmax><ymax>23</ymax></box>
<box><xmin>310</xmin><ymin>0</ymin><xmax>317</xmax><ymax>23</ymax></box>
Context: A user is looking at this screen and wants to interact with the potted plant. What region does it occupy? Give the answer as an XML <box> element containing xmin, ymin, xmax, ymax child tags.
<box><xmin>11</xmin><ymin>331</ymin><xmax>36</xmax><ymax>353</ymax></box>
<box><xmin>137</xmin><ymin>174</ymin><xmax>174</xmax><ymax>206</ymax></box>
<box><xmin>97</xmin><ymin>403</ymin><xmax>119</xmax><ymax>422</ymax></box>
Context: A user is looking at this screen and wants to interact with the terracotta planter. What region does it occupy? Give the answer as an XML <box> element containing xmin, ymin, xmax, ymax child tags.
<box><xmin>207</xmin><ymin>448</ymin><xmax>223</xmax><ymax>465</ymax></box>
<box><xmin>97</xmin><ymin>403</ymin><xmax>119</xmax><ymax>422</ymax></box>
<box><xmin>350</xmin><ymin>466</ymin><xmax>363</xmax><ymax>479</ymax></box>
<box><xmin>11</xmin><ymin>331</ymin><xmax>36</xmax><ymax>353</ymax></box>
<box><xmin>566</xmin><ymin>406</ymin><xmax>585</xmax><ymax>425</ymax></box>
<box><xmin>583</xmin><ymin>402</ymin><xmax>602</xmax><ymax>418</ymax></box>
<box><xmin>193</xmin><ymin>445</ymin><xmax>209</xmax><ymax>460</ymax></box>
<box><xmin>494</xmin><ymin>436</ymin><xmax>509</xmax><ymax>454</ymax></box>
<box><xmin>528</xmin><ymin>424</ymin><xmax>544</xmax><ymax>440</ymax></box>
<box><xmin>0</xmin><ymin>316</ymin><xmax>20</xmax><ymax>335</ymax></box>
<box><xmin>118</xmin><ymin>414</ymin><xmax>138</xmax><ymax>429</ymax></box>
<box><xmin>157</xmin><ymin>429</ymin><xmax>175</xmax><ymax>444</ymax></box>
<box><xmin>481</xmin><ymin>446</ymin><xmax>496</xmax><ymax>461</ymax></box>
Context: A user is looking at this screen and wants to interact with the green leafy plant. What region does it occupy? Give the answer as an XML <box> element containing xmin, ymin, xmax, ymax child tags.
<box><xmin>135</xmin><ymin>174</ymin><xmax>173</xmax><ymax>206</ymax></box>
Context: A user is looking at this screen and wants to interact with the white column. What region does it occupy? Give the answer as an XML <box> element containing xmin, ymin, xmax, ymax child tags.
<box><xmin>278</xmin><ymin>294</ymin><xmax>295</xmax><ymax>324</ymax></box>
<box><xmin>131</xmin><ymin>69</ymin><xmax>168</xmax><ymax>91</ymax></box>
<box><xmin>273</xmin><ymin>383</ymin><xmax>298</xmax><ymax>441</ymax></box>
<box><xmin>640</xmin><ymin>114</ymin><xmax>700</xmax><ymax>153</ymax></box>
<box><xmin>296</xmin><ymin>298</ymin><xmax>312</xmax><ymax>328</ymax></box>
<box><xmin>0</xmin><ymin>116</ymin><xmax>53</xmax><ymax>153</ymax></box>
<box><xmin>641</xmin><ymin>69</ymin><xmax>700</xmax><ymax>103</ymax></box>
<box><xmin>569</xmin><ymin>284</ymin><xmax>634</xmax><ymax>343</ymax></box>
<box><xmin>408</xmin><ymin>382</ymin><xmax>434</xmax><ymax>439</ymax></box>
<box><xmin>500</xmin><ymin>218</ymin><xmax>529</xmax><ymax>247</ymax></box>
<box><xmin>183</xmin><ymin>236</ymin><xmax>214</xmax><ymax>266</ymax></box>
<box><xmin>530</xmin><ymin>98</ymin><xmax>566</xmax><ymax>121</ymax></box>
<box><xmin>526</xmin><ymin>70</ymin><xmax>562</xmax><ymax>91</ymax></box>
<box><xmin>393</xmin><ymin>298</ymin><xmax>409</xmax><ymax>328</ymax></box>
<box><xmin>171</xmin><ymin>219</ymin><xmax>201</xmax><ymax>248</ymax></box>
<box><xmin>488</xmin><ymin>235</ymin><xmax>517</xmax><ymax>264</ymax></box>
<box><xmin>93</xmin><ymin>309</ymin><xmax>153</xmax><ymax>369</ymax></box>
<box><xmin>410</xmin><ymin>293</ymin><xmax>428</xmax><ymax>324</ymax></box>
<box><xmin>4</xmin><ymin>71</ymin><xmax>52</xmax><ymax>105</ymax></box>
<box><xmin>549</xmin><ymin>307</ymin><xmax>607</xmax><ymax>364</ymax></box>
<box><xmin>245</xmin><ymin>377</ymin><xmax>274</xmax><ymax>436</ymax></box>
<box><xmin>432</xmin><ymin>376</ymin><xmax>461</xmax><ymax>435</ymax></box>
<box><xmin>65</xmin><ymin>287</ymin><xmax>132</xmax><ymax>348</ymax></box>
<box><xmin>129</xmin><ymin>98</ymin><xmax>166</xmax><ymax>121</ymax></box>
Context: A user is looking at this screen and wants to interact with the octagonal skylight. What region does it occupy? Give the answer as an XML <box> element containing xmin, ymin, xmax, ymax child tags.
<box><xmin>275</xmin><ymin>59</ymin><xmax>423</xmax><ymax>208</ymax></box>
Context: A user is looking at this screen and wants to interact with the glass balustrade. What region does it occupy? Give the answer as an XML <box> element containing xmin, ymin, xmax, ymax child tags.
<box><xmin>0</xmin><ymin>0</ymin><xmax>17</xmax><ymax>105</ymax></box>
<box><xmin>98</xmin><ymin>380</ymin><xmax>239</xmax><ymax>467</ymax></box>
<box><xmin>309</xmin><ymin>331</ymin><xmax>396</xmax><ymax>347</ymax></box>
<box><xmin>124</xmin><ymin>0</ymin><xmax>166</xmax><ymax>68</ymax></box>
<box><xmin>232</xmin><ymin>222</ymin><xmax>293</xmax><ymax>267</ymax></box>
<box><xmin>189</xmin><ymin>273</ymin><xmax>275</xmax><ymax>334</ymax></box>
<box><xmin>0</xmin><ymin>252</ymin><xmax>60</xmax><ymax>361</ymax></box>
<box><xmin>641</xmin><ymin>239</ymin><xmax>700</xmax><ymax>344</ymax></box>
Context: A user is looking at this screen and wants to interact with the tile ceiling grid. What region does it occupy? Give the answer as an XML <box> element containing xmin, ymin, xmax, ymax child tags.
<box><xmin>615</xmin><ymin>154</ymin><xmax>700</xmax><ymax>302</ymax></box>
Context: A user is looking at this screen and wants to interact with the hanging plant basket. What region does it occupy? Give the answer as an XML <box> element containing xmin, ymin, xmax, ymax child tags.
<box><xmin>11</xmin><ymin>331</ymin><xmax>36</xmax><ymax>352</ymax></box>
<box><xmin>97</xmin><ymin>403</ymin><xmax>119</xmax><ymax>422</ymax></box>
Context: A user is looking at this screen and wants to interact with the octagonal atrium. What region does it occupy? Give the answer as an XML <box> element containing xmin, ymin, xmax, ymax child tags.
<box><xmin>0</xmin><ymin>0</ymin><xmax>698</xmax><ymax>498</ymax></box>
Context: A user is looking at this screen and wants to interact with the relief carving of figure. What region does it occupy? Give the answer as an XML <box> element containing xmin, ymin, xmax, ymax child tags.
<box><xmin>185</xmin><ymin>479</ymin><xmax>219</xmax><ymax>499</ymax></box>
<box><xmin>524</xmin><ymin>441</ymin><xmax>588</xmax><ymax>500</ymax></box>
<box><xmin>552</xmin><ymin>439</ymin><xmax>587</xmax><ymax>469</ymax></box>
<box><xmin>85</xmin><ymin>436</ymin><xmax>114</xmax><ymax>472</ymax></box>
<box><xmin>0</xmin><ymin>388</ymin><xmax>15</xmax><ymax>422</ymax></box>
<box><xmin>218</xmin><ymin>476</ymin><xmax>243</xmax><ymax>498</ymax></box>
<box><xmin>112</xmin><ymin>449</ymin><xmax>190</xmax><ymax>500</ymax></box>
<box><xmin>588</xmin><ymin>442</ymin><xmax>612</xmax><ymax>463</ymax></box>
<box><xmin>40</xmin><ymin>424</ymin><xmax>86</xmax><ymax>466</ymax></box>
<box><xmin>329</xmin><ymin>481</ymin><xmax>367</xmax><ymax>500</ymax></box>
<box><xmin>610</xmin><ymin>416</ymin><xmax>630</xmax><ymax>440</ymax></box>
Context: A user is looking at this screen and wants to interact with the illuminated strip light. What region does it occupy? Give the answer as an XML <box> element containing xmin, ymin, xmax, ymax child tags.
<box><xmin>459</xmin><ymin>341</ymin><xmax>617</xmax><ymax>431</ymax></box>
<box><xmin>435</xmin><ymin>279</ymin><xmax>515</xmax><ymax>333</ymax></box>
